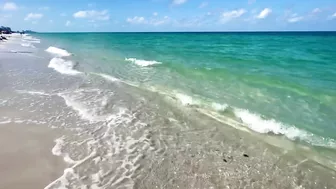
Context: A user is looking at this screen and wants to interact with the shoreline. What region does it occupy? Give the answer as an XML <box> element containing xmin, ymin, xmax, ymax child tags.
<box><xmin>0</xmin><ymin>35</ymin><xmax>65</xmax><ymax>189</ymax></box>
<box><xmin>1</xmin><ymin>33</ymin><xmax>335</xmax><ymax>188</ymax></box>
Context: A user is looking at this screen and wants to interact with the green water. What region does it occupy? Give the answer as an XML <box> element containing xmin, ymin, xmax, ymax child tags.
<box><xmin>35</xmin><ymin>32</ymin><xmax>336</xmax><ymax>148</ymax></box>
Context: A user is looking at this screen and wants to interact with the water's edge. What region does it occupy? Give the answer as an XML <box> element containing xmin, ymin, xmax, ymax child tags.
<box><xmin>1</xmin><ymin>33</ymin><xmax>335</xmax><ymax>189</ymax></box>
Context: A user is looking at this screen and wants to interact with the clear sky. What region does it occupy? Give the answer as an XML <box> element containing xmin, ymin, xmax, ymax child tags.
<box><xmin>1</xmin><ymin>0</ymin><xmax>336</xmax><ymax>32</ymax></box>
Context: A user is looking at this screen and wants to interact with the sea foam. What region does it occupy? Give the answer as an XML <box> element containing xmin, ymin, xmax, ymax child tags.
<box><xmin>171</xmin><ymin>90</ymin><xmax>336</xmax><ymax>148</ymax></box>
<box><xmin>16</xmin><ymin>90</ymin><xmax>50</xmax><ymax>96</ymax></box>
<box><xmin>125</xmin><ymin>57</ymin><xmax>162</xmax><ymax>67</ymax></box>
<box><xmin>46</xmin><ymin>46</ymin><xmax>71</xmax><ymax>57</ymax></box>
<box><xmin>233</xmin><ymin>108</ymin><xmax>336</xmax><ymax>148</ymax></box>
<box><xmin>57</xmin><ymin>89</ymin><xmax>116</xmax><ymax>123</ymax></box>
<box><xmin>48</xmin><ymin>57</ymin><xmax>81</xmax><ymax>75</ymax></box>
<box><xmin>211</xmin><ymin>103</ymin><xmax>229</xmax><ymax>111</ymax></box>
<box><xmin>21</xmin><ymin>43</ymin><xmax>35</xmax><ymax>48</ymax></box>
<box><xmin>22</xmin><ymin>35</ymin><xmax>41</xmax><ymax>43</ymax></box>
<box><xmin>175</xmin><ymin>93</ymin><xmax>195</xmax><ymax>106</ymax></box>
<box><xmin>52</xmin><ymin>137</ymin><xmax>65</xmax><ymax>156</ymax></box>
<box><xmin>97</xmin><ymin>73</ymin><xmax>120</xmax><ymax>82</ymax></box>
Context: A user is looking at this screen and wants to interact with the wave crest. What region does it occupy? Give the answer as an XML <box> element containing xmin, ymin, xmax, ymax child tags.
<box><xmin>21</xmin><ymin>43</ymin><xmax>36</xmax><ymax>48</ymax></box>
<box><xmin>22</xmin><ymin>35</ymin><xmax>40</xmax><ymax>43</ymax></box>
<box><xmin>168</xmin><ymin>91</ymin><xmax>336</xmax><ymax>149</ymax></box>
<box><xmin>125</xmin><ymin>57</ymin><xmax>161</xmax><ymax>67</ymax></box>
<box><xmin>233</xmin><ymin>108</ymin><xmax>336</xmax><ymax>148</ymax></box>
<box><xmin>46</xmin><ymin>46</ymin><xmax>71</xmax><ymax>57</ymax></box>
<box><xmin>48</xmin><ymin>57</ymin><xmax>81</xmax><ymax>75</ymax></box>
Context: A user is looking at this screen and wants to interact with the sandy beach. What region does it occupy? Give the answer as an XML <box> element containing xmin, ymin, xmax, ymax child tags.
<box><xmin>0</xmin><ymin>35</ymin><xmax>65</xmax><ymax>189</ymax></box>
<box><xmin>0</xmin><ymin>122</ymin><xmax>65</xmax><ymax>189</ymax></box>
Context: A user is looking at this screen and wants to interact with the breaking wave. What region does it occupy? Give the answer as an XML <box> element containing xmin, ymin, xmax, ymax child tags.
<box><xmin>46</xmin><ymin>46</ymin><xmax>71</xmax><ymax>57</ymax></box>
<box><xmin>48</xmin><ymin>57</ymin><xmax>81</xmax><ymax>75</ymax></box>
<box><xmin>125</xmin><ymin>57</ymin><xmax>162</xmax><ymax>67</ymax></box>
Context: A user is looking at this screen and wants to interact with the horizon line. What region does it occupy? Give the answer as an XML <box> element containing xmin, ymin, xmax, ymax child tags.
<box><xmin>34</xmin><ymin>30</ymin><xmax>336</xmax><ymax>33</ymax></box>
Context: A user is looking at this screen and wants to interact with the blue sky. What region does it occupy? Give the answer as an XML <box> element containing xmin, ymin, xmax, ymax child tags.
<box><xmin>1</xmin><ymin>0</ymin><xmax>336</xmax><ymax>32</ymax></box>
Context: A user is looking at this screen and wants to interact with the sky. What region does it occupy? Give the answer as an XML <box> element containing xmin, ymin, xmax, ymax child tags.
<box><xmin>1</xmin><ymin>0</ymin><xmax>336</xmax><ymax>32</ymax></box>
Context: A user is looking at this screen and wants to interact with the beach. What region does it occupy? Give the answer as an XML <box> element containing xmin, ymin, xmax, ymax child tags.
<box><xmin>1</xmin><ymin>36</ymin><xmax>65</xmax><ymax>189</ymax></box>
<box><xmin>0</xmin><ymin>122</ymin><xmax>64</xmax><ymax>189</ymax></box>
<box><xmin>0</xmin><ymin>33</ymin><xmax>335</xmax><ymax>188</ymax></box>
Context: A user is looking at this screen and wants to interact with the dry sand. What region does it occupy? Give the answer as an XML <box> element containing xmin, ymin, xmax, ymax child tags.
<box><xmin>0</xmin><ymin>123</ymin><xmax>64</xmax><ymax>189</ymax></box>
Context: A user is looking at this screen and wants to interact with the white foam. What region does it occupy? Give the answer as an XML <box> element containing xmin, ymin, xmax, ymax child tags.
<box><xmin>46</xmin><ymin>149</ymin><xmax>100</xmax><ymax>188</ymax></box>
<box><xmin>52</xmin><ymin>137</ymin><xmax>78</xmax><ymax>165</ymax></box>
<box><xmin>13</xmin><ymin>119</ymin><xmax>47</xmax><ymax>125</ymax></box>
<box><xmin>211</xmin><ymin>103</ymin><xmax>228</xmax><ymax>111</ymax></box>
<box><xmin>125</xmin><ymin>57</ymin><xmax>161</xmax><ymax>67</ymax></box>
<box><xmin>57</xmin><ymin>89</ymin><xmax>116</xmax><ymax>123</ymax></box>
<box><xmin>0</xmin><ymin>120</ymin><xmax>11</xmax><ymax>124</ymax></box>
<box><xmin>59</xmin><ymin>93</ymin><xmax>100</xmax><ymax>122</ymax></box>
<box><xmin>0</xmin><ymin>99</ymin><xmax>8</xmax><ymax>106</ymax></box>
<box><xmin>22</xmin><ymin>39</ymin><xmax>40</xmax><ymax>44</ymax></box>
<box><xmin>234</xmin><ymin>109</ymin><xmax>293</xmax><ymax>135</ymax></box>
<box><xmin>44</xmin><ymin>168</ymin><xmax>73</xmax><ymax>189</ymax></box>
<box><xmin>22</xmin><ymin>35</ymin><xmax>40</xmax><ymax>43</ymax></box>
<box><xmin>21</xmin><ymin>43</ymin><xmax>35</xmax><ymax>48</ymax></box>
<box><xmin>175</xmin><ymin>93</ymin><xmax>195</xmax><ymax>106</ymax></box>
<box><xmin>16</xmin><ymin>90</ymin><xmax>50</xmax><ymax>96</ymax></box>
<box><xmin>22</xmin><ymin>35</ymin><xmax>35</xmax><ymax>40</ymax></box>
<box><xmin>95</xmin><ymin>72</ymin><xmax>141</xmax><ymax>88</ymax></box>
<box><xmin>46</xmin><ymin>46</ymin><xmax>71</xmax><ymax>57</ymax></box>
<box><xmin>63</xmin><ymin>154</ymin><xmax>77</xmax><ymax>164</ymax></box>
<box><xmin>97</xmin><ymin>73</ymin><xmax>120</xmax><ymax>82</ymax></box>
<box><xmin>233</xmin><ymin>108</ymin><xmax>336</xmax><ymax>148</ymax></box>
<box><xmin>48</xmin><ymin>57</ymin><xmax>81</xmax><ymax>75</ymax></box>
<box><xmin>52</xmin><ymin>137</ymin><xmax>65</xmax><ymax>156</ymax></box>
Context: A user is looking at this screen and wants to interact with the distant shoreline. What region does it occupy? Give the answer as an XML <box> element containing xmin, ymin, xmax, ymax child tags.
<box><xmin>34</xmin><ymin>31</ymin><xmax>336</xmax><ymax>34</ymax></box>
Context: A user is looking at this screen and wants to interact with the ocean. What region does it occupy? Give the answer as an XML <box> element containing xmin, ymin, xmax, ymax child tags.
<box><xmin>1</xmin><ymin>32</ymin><xmax>336</xmax><ymax>188</ymax></box>
<box><xmin>37</xmin><ymin>32</ymin><xmax>336</xmax><ymax>147</ymax></box>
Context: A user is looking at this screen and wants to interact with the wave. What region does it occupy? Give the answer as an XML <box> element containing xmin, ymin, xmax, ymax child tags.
<box><xmin>48</xmin><ymin>57</ymin><xmax>81</xmax><ymax>75</ymax></box>
<box><xmin>211</xmin><ymin>103</ymin><xmax>229</xmax><ymax>111</ymax></box>
<box><xmin>0</xmin><ymin>119</ymin><xmax>11</xmax><ymax>125</ymax></box>
<box><xmin>22</xmin><ymin>35</ymin><xmax>35</xmax><ymax>40</ymax></box>
<box><xmin>94</xmin><ymin>72</ymin><xmax>140</xmax><ymax>88</ymax></box>
<box><xmin>16</xmin><ymin>90</ymin><xmax>50</xmax><ymax>96</ymax></box>
<box><xmin>79</xmin><ymin>71</ymin><xmax>336</xmax><ymax>149</ymax></box>
<box><xmin>234</xmin><ymin>108</ymin><xmax>292</xmax><ymax>135</ymax></box>
<box><xmin>47</xmin><ymin>63</ymin><xmax>336</xmax><ymax>149</ymax></box>
<box><xmin>233</xmin><ymin>108</ymin><xmax>336</xmax><ymax>148</ymax></box>
<box><xmin>21</xmin><ymin>43</ymin><xmax>35</xmax><ymax>48</ymax></box>
<box><xmin>0</xmin><ymin>117</ymin><xmax>47</xmax><ymax>125</ymax></box>
<box><xmin>125</xmin><ymin>57</ymin><xmax>162</xmax><ymax>67</ymax></box>
<box><xmin>57</xmin><ymin>89</ymin><xmax>118</xmax><ymax>123</ymax></box>
<box><xmin>22</xmin><ymin>39</ymin><xmax>40</xmax><ymax>44</ymax></box>
<box><xmin>22</xmin><ymin>35</ymin><xmax>41</xmax><ymax>43</ymax></box>
<box><xmin>163</xmin><ymin>90</ymin><xmax>336</xmax><ymax>149</ymax></box>
<box><xmin>96</xmin><ymin>73</ymin><xmax>120</xmax><ymax>82</ymax></box>
<box><xmin>175</xmin><ymin>93</ymin><xmax>197</xmax><ymax>106</ymax></box>
<box><xmin>46</xmin><ymin>46</ymin><xmax>71</xmax><ymax>57</ymax></box>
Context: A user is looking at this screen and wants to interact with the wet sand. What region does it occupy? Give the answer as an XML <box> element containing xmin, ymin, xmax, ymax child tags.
<box><xmin>0</xmin><ymin>123</ymin><xmax>65</xmax><ymax>189</ymax></box>
<box><xmin>0</xmin><ymin>36</ymin><xmax>64</xmax><ymax>189</ymax></box>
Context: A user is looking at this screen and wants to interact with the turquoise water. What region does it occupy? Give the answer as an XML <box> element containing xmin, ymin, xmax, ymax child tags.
<box><xmin>36</xmin><ymin>32</ymin><xmax>336</xmax><ymax>149</ymax></box>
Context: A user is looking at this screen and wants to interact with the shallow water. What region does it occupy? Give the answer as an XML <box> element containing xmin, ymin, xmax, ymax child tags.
<box><xmin>33</xmin><ymin>32</ymin><xmax>336</xmax><ymax>148</ymax></box>
<box><xmin>1</xmin><ymin>33</ymin><xmax>336</xmax><ymax>188</ymax></box>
